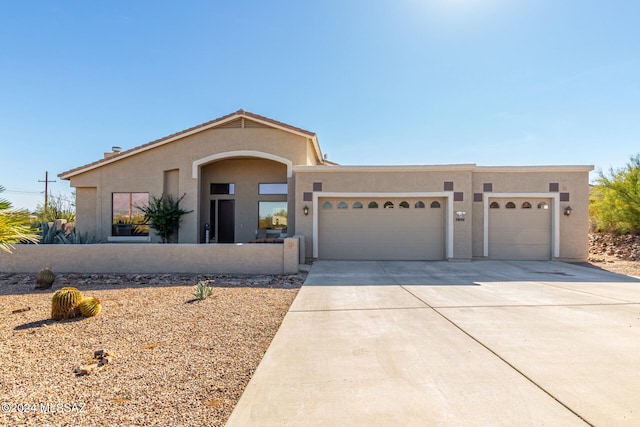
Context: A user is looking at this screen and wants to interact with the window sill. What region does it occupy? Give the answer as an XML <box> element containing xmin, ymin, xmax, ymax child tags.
<box><xmin>107</xmin><ymin>236</ymin><xmax>151</xmax><ymax>243</ymax></box>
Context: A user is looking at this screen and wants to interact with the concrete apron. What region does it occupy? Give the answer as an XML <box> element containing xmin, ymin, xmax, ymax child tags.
<box><xmin>226</xmin><ymin>260</ymin><xmax>640</xmax><ymax>426</ymax></box>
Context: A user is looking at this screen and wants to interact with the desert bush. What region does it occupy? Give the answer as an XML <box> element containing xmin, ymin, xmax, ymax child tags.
<box><xmin>590</xmin><ymin>154</ymin><xmax>640</xmax><ymax>235</ymax></box>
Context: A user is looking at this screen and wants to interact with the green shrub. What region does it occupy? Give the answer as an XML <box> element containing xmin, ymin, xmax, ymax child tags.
<box><xmin>590</xmin><ymin>154</ymin><xmax>640</xmax><ymax>235</ymax></box>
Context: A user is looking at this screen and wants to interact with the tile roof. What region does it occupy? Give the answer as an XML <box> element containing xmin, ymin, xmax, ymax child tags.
<box><xmin>59</xmin><ymin>109</ymin><xmax>319</xmax><ymax>179</ymax></box>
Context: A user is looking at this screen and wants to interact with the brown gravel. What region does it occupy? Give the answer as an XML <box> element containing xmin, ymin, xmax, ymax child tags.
<box><xmin>586</xmin><ymin>232</ymin><xmax>640</xmax><ymax>277</ymax></box>
<box><xmin>1</xmin><ymin>237</ymin><xmax>638</xmax><ymax>427</ymax></box>
<box><xmin>0</xmin><ymin>272</ymin><xmax>305</xmax><ymax>427</ymax></box>
<box><xmin>582</xmin><ymin>255</ymin><xmax>640</xmax><ymax>278</ymax></box>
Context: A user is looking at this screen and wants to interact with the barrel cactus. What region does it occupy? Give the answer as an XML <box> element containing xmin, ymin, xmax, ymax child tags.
<box><xmin>51</xmin><ymin>287</ymin><xmax>83</xmax><ymax>320</ymax></box>
<box><xmin>78</xmin><ymin>297</ymin><xmax>101</xmax><ymax>317</ymax></box>
<box><xmin>35</xmin><ymin>267</ymin><xmax>55</xmax><ymax>289</ymax></box>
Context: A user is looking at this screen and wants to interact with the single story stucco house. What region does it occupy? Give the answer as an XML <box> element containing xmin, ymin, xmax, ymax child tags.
<box><xmin>59</xmin><ymin>110</ymin><xmax>593</xmax><ymax>262</ymax></box>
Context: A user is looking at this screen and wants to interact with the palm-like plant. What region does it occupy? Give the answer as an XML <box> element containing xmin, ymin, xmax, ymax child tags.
<box><xmin>136</xmin><ymin>193</ymin><xmax>193</xmax><ymax>243</ymax></box>
<box><xmin>0</xmin><ymin>185</ymin><xmax>40</xmax><ymax>253</ymax></box>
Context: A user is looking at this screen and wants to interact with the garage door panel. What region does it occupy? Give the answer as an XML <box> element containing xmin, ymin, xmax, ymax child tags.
<box><xmin>319</xmin><ymin>198</ymin><xmax>446</xmax><ymax>260</ymax></box>
<box><xmin>489</xmin><ymin>198</ymin><xmax>551</xmax><ymax>260</ymax></box>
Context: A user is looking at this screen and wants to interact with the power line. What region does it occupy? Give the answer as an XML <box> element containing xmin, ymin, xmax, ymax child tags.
<box><xmin>3</xmin><ymin>189</ymin><xmax>42</xmax><ymax>195</ymax></box>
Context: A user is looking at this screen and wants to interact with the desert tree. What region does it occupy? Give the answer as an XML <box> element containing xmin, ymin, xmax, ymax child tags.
<box><xmin>590</xmin><ymin>154</ymin><xmax>640</xmax><ymax>235</ymax></box>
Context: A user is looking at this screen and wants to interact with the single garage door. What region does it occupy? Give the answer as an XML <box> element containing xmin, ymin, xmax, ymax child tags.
<box><xmin>318</xmin><ymin>198</ymin><xmax>446</xmax><ymax>260</ymax></box>
<box><xmin>488</xmin><ymin>198</ymin><xmax>551</xmax><ymax>260</ymax></box>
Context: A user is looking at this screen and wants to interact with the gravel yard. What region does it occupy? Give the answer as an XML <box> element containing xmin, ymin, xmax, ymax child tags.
<box><xmin>1</xmin><ymin>252</ymin><xmax>638</xmax><ymax>427</ymax></box>
<box><xmin>0</xmin><ymin>272</ymin><xmax>304</xmax><ymax>427</ymax></box>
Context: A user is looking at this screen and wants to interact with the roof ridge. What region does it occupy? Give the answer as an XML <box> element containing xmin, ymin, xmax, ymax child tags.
<box><xmin>59</xmin><ymin>110</ymin><xmax>317</xmax><ymax>179</ymax></box>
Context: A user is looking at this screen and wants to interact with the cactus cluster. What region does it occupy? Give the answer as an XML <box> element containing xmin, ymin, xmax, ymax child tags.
<box><xmin>78</xmin><ymin>297</ymin><xmax>102</xmax><ymax>317</ymax></box>
<box><xmin>50</xmin><ymin>288</ymin><xmax>102</xmax><ymax>320</ymax></box>
<box><xmin>35</xmin><ymin>267</ymin><xmax>56</xmax><ymax>289</ymax></box>
<box><xmin>51</xmin><ymin>287</ymin><xmax>83</xmax><ymax>320</ymax></box>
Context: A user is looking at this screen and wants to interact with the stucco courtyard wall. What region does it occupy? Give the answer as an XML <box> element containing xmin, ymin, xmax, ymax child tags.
<box><xmin>0</xmin><ymin>238</ymin><xmax>300</xmax><ymax>275</ymax></box>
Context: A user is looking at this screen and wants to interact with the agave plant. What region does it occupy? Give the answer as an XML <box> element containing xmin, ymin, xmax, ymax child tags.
<box><xmin>57</xmin><ymin>229</ymin><xmax>96</xmax><ymax>244</ymax></box>
<box><xmin>193</xmin><ymin>281</ymin><xmax>214</xmax><ymax>300</ymax></box>
<box><xmin>38</xmin><ymin>221</ymin><xmax>62</xmax><ymax>244</ymax></box>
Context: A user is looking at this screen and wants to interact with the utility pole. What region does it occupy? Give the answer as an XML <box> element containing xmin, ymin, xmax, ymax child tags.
<box><xmin>38</xmin><ymin>171</ymin><xmax>56</xmax><ymax>212</ymax></box>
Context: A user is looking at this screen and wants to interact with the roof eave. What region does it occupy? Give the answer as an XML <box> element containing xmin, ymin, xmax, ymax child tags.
<box><xmin>59</xmin><ymin>110</ymin><xmax>321</xmax><ymax>179</ymax></box>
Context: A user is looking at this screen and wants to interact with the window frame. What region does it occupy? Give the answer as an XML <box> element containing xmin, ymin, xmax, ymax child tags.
<box><xmin>109</xmin><ymin>192</ymin><xmax>150</xmax><ymax>241</ymax></box>
<box><xmin>210</xmin><ymin>183</ymin><xmax>235</xmax><ymax>195</ymax></box>
<box><xmin>258</xmin><ymin>183</ymin><xmax>288</xmax><ymax>195</ymax></box>
<box><xmin>258</xmin><ymin>201</ymin><xmax>288</xmax><ymax>231</ymax></box>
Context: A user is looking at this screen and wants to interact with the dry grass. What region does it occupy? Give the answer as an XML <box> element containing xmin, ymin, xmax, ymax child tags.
<box><xmin>0</xmin><ymin>273</ymin><xmax>303</xmax><ymax>427</ymax></box>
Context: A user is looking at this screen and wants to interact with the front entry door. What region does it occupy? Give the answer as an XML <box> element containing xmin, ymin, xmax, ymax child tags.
<box><xmin>218</xmin><ymin>199</ymin><xmax>235</xmax><ymax>243</ymax></box>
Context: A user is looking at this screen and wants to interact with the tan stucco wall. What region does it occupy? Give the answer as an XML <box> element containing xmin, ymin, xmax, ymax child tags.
<box><xmin>68</xmin><ymin>126</ymin><xmax>313</xmax><ymax>243</ymax></box>
<box><xmin>74</xmin><ymin>187</ymin><xmax>97</xmax><ymax>239</ymax></box>
<box><xmin>0</xmin><ymin>239</ymin><xmax>300</xmax><ymax>274</ymax></box>
<box><xmin>293</xmin><ymin>165</ymin><xmax>592</xmax><ymax>261</ymax></box>
<box><xmin>472</xmin><ymin>168</ymin><xmax>592</xmax><ymax>260</ymax></box>
<box><xmin>293</xmin><ymin>166</ymin><xmax>475</xmax><ymax>260</ymax></box>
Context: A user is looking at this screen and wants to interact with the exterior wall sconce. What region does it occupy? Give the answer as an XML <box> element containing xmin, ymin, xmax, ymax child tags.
<box><xmin>455</xmin><ymin>210</ymin><xmax>466</xmax><ymax>221</ymax></box>
<box><xmin>564</xmin><ymin>206</ymin><xmax>572</xmax><ymax>217</ymax></box>
<box><xmin>303</xmin><ymin>205</ymin><xmax>309</xmax><ymax>216</ymax></box>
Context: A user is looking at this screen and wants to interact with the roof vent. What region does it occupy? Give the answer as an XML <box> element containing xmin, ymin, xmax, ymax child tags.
<box><xmin>104</xmin><ymin>146</ymin><xmax>123</xmax><ymax>159</ymax></box>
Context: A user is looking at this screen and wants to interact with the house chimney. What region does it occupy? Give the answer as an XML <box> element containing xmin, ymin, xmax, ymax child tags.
<box><xmin>104</xmin><ymin>146</ymin><xmax>123</xmax><ymax>159</ymax></box>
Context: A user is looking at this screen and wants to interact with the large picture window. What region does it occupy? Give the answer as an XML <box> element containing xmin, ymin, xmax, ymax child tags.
<box><xmin>112</xmin><ymin>192</ymin><xmax>149</xmax><ymax>236</ymax></box>
<box><xmin>258</xmin><ymin>201</ymin><xmax>287</xmax><ymax>230</ymax></box>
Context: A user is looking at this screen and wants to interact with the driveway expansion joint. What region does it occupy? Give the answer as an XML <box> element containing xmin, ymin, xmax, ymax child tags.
<box><xmin>289</xmin><ymin>306</ymin><xmax>430</xmax><ymax>313</ymax></box>
<box><xmin>399</xmin><ymin>283</ymin><xmax>595</xmax><ymax>427</ymax></box>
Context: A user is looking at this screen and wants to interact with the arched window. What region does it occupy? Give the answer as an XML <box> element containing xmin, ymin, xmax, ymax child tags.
<box><xmin>505</xmin><ymin>202</ymin><xmax>516</xmax><ymax>209</ymax></box>
<box><xmin>415</xmin><ymin>201</ymin><xmax>425</xmax><ymax>208</ymax></box>
<box><xmin>537</xmin><ymin>201</ymin><xmax>548</xmax><ymax>210</ymax></box>
<box><xmin>352</xmin><ymin>201</ymin><xmax>363</xmax><ymax>209</ymax></box>
<box><xmin>490</xmin><ymin>201</ymin><xmax>500</xmax><ymax>209</ymax></box>
<box><xmin>368</xmin><ymin>201</ymin><xmax>379</xmax><ymax>209</ymax></box>
<box><xmin>430</xmin><ymin>201</ymin><xmax>441</xmax><ymax>208</ymax></box>
<box><xmin>384</xmin><ymin>201</ymin><xmax>394</xmax><ymax>209</ymax></box>
<box><xmin>337</xmin><ymin>201</ymin><xmax>348</xmax><ymax>209</ymax></box>
<box><xmin>521</xmin><ymin>202</ymin><xmax>532</xmax><ymax>209</ymax></box>
<box><xmin>322</xmin><ymin>201</ymin><xmax>333</xmax><ymax>209</ymax></box>
<box><xmin>399</xmin><ymin>201</ymin><xmax>410</xmax><ymax>209</ymax></box>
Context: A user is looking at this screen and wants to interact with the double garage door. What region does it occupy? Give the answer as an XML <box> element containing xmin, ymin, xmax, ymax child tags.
<box><xmin>318</xmin><ymin>197</ymin><xmax>446</xmax><ymax>260</ymax></box>
<box><xmin>488</xmin><ymin>198</ymin><xmax>552</xmax><ymax>260</ymax></box>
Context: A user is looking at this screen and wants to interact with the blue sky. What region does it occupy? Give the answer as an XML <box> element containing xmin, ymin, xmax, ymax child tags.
<box><xmin>1</xmin><ymin>0</ymin><xmax>639</xmax><ymax>210</ymax></box>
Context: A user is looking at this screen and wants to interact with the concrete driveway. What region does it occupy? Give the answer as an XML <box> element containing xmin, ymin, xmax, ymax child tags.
<box><xmin>226</xmin><ymin>261</ymin><xmax>640</xmax><ymax>426</ymax></box>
